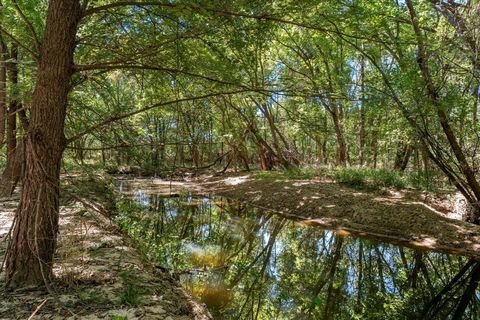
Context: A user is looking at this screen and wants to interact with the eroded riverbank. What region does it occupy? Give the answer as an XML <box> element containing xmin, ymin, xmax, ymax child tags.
<box><xmin>0</xmin><ymin>191</ymin><xmax>211</xmax><ymax>319</ymax></box>
<box><xmin>116</xmin><ymin>179</ymin><xmax>480</xmax><ymax>319</ymax></box>
<box><xmin>119</xmin><ymin>172</ymin><xmax>480</xmax><ymax>259</ymax></box>
<box><xmin>2</xmin><ymin>172</ymin><xmax>480</xmax><ymax>319</ymax></box>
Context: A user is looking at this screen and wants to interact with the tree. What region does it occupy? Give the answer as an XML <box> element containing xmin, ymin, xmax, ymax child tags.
<box><xmin>4</xmin><ymin>0</ymin><xmax>83</xmax><ymax>287</ymax></box>
<box><xmin>3</xmin><ymin>0</ymin><xmax>480</xmax><ymax>290</ymax></box>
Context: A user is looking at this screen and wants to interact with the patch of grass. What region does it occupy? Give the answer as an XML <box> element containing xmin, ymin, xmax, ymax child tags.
<box><xmin>111</xmin><ymin>316</ymin><xmax>126</xmax><ymax>320</ymax></box>
<box><xmin>118</xmin><ymin>270</ymin><xmax>143</xmax><ymax>306</ymax></box>
<box><xmin>78</xmin><ymin>289</ymin><xmax>108</xmax><ymax>304</ymax></box>
<box><xmin>333</xmin><ymin>168</ymin><xmax>366</xmax><ymax>187</ymax></box>
<box><xmin>405</xmin><ymin>170</ymin><xmax>441</xmax><ymax>191</ymax></box>
<box><xmin>284</xmin><ymin>167</ymin><xmax>316</xmax><ymax>180</ymax></box>
<box><xmin>333</xmin><ymin>168</ymin><xmax>405</xmax><ymax>190</ymax></box>
<box><xmin>253</xmin><ymin>171</ymin><xmax>283</xmax><ymax>179</ymax></box>
<box><xmin>121</xmin><ymin>283</ymin><xmax>142</xmax><ymax>306</ymax></box>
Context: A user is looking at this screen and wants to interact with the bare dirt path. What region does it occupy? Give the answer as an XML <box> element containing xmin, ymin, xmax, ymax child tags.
<box><xmin>0</xmin><ymin>194</ymin><xmax>211</xmax><ymax>320</ymax></box>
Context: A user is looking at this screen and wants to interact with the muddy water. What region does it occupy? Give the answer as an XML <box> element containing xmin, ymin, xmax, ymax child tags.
<box><xmin>117</xmin><ymin>181</ymin><xmax>480</xmax><ymax>319</ymax></box>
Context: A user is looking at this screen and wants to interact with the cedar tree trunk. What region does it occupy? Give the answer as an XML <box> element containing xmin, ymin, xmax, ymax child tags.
<box><xmin>5</xmin><ymin>0</ymin><xmax>82</xmax><ymax>288</ymax></box>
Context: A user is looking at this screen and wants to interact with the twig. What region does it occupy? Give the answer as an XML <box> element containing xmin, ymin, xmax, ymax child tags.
<box><xmin>27</xmin><ymin>298</ymin><xmax>49</xmax><ymax>320</ymax></box>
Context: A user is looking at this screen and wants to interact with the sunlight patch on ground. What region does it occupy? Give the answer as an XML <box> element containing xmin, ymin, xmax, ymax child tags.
<box><xmin>223</xmin><ymin>176</ymin><xmax>249</xmax><ymax>186</ymax></box>
<box><xmin>292</xmin><ymin>182</ymin><xmax>313</xmax><ymax>187</ymax></box>
<box><xmin>409</xmin><ymin>237</ymin><xmax>438</xmax><ymax>249</ymax></box>
<box><xmin>335</xmin><ymin>229</ymin><xmax>352</xmax><ymax>237</ymax></box>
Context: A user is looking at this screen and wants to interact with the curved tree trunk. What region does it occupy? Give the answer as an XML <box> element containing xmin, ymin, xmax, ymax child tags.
<box><xmin>0</xmin><ymin>139</ymin><xmax>24</xmax><ymax>197</ymax></box>
<box><xmin>5</xmin><ymin>0</ymin><xmax>82</xmax><ymax>288</ymax></box>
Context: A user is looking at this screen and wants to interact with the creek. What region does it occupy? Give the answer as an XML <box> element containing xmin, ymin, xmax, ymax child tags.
<box><xmin>117</xmin><ymin>180</ymin><xmax>479</xmax><ymax>319</ymax></box>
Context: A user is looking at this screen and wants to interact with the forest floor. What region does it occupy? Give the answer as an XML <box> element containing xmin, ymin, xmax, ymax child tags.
<box><xmin>0</xmin><ymin>192</ymin><xmax>211</xmax><ymax>319</ymax></box>
<box><xmin>125</xmin><ymin>171</ymin><xmax>480</xmax><ymax>259</ymax></box>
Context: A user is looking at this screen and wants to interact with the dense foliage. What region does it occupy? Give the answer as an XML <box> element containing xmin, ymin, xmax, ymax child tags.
<box><xmin>1</xmin><ymin>1</ymin><xmax>479</xmax><ymax>185</ymax></box>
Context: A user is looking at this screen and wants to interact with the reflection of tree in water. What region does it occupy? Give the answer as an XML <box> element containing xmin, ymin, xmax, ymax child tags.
<box><xmin>423</xmin><ymin>260</ymin><xmax>480</xmax><ymax>319</ymax></box>
<box><xmin>118</xmin><ymin>192</ymin><xmax>480</xmax><ymax>319</ymax></box>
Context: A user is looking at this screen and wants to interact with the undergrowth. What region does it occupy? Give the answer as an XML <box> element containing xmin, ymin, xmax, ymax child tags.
<box><xmin>118</xmin><ymin>270</ymin><xmax>144</xmax><ymax>306</ymax></box>
<box><xmin>254</xmin><ymin>166</ymin><xmax>445</xmax><ymax>191</ymax></box>
<box><xmin>333</xmin><ymin>168</ymin><xmax>405</xmax><ymax>190</ymax></box>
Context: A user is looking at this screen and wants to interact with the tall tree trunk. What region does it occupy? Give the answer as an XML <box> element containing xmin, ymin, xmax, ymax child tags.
<box><xmin>0</xmin><ymin>37</ymin><xmax>6</xmax><ymax>145</ymax></box>
<box><xmin>473</xmin><ymin>82</ymin><xmax>479</xmax><ymax>127</ymax></box>
<box><xmin>331</xmin><ymin>108</ymin><xmax>348</xmax><ymax>166</ymax></box>
<box><xmin>420</xmin><ymin>141</ymin><xmax>429</xmax><ymax>172</ymax></box>
<box><xmin>5</xmin><ymin>0</ymin><xmax>82</xmax><ymax>288</ymax></box>
<box><xmin>394</xmin><ymin>141</ymin><xmax>413</xmax><ymax>172</ymax></box>
<box><xmin>314</xmin><ymin>136</ymin><xmax>326</xmax><ymax>164</ymax></box>
<box><xmin>359</xmin><ymin>56</ymin><xmax>366</xmax><ymax>166</ymax></box>
<box><xmin>0</xmin><ymin>45</ymin><xmax>22</xmax><ymax>197</ymax></box>
<box><xmin>6</xmin><ymin>45</ymin><xmax>18</xmax><ymax>158</ymax></box>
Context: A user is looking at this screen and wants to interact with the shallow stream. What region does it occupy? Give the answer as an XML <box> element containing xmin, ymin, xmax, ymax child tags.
<box><xmin>117</xmin><ymin>180</ymin><xmax>479</xmax><ymax>319</ymax></box>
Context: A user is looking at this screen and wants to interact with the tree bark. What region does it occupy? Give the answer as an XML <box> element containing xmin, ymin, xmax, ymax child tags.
<box><xmin>359</xmin><ymin>56</ymin><xmax>366</xmax><ymax>166</ymax></box>
<box><xmin>394</xmin><ymin>141</ymin><xmax>413</xmax><ymax>172</ymax></box>
<box><xmin>5</xmin><ymin>0</ymin><xmax>82</xmax><ymax>288</ymax></box>
<box><xmin>0</xmin><ymin>45</ymin><xmax>21</xmax><ymax>197</ymax></box>
<box><xmin>331</xmin><ymin>107</ymin><xmax>348</xmax><ymax>166</ymax></box>
<box><xmin>0</xmin><ymin>36</ymin><xmax>6</xmax><ymax>145</ymax></box>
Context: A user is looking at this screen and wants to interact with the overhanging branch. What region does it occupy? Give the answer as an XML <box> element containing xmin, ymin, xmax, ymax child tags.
<box><xmin>66</xmin><ymin>89</ymin><xmax>249</xmax><ymax>143</ymax></box>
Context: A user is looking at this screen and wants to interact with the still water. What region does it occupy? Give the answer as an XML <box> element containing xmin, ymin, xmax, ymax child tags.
<box><xmin>117</xmin><ymin>181</ymin><xmax>480</xmax><ymax>319</ymax></box>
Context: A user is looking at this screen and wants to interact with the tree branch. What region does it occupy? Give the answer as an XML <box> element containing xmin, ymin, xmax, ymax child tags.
<box><xmin>66</xmin><ymin>89</ymin><xmax>249</xmax><ymax>143</ymax></box>
<box><xmin>12</xmin><ymin>0</ymin><xmax>41</xmax><ymax>52</ymax></box>
<box><xmin>83</xmin><ymin>1</ymin><xmax>390</xmax><ymax>44</ymax></box>
<box><xmin>74</xmin><ymin>63</ymin><xmax>252</xmax><ymax>89</ymax></box>
<box><xmin>0</xmin><ymin>26</ymin><xmax>38</xmax><ymax>60</ymax></box>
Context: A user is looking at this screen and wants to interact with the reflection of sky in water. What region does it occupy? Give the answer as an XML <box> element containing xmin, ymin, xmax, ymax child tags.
<box><xmin>133</xmin><ymin>189</ymin><xmax>149</xmax><ymax>207</ymax></box>
<box><xmin>119</xmin><ymin>184</ymin><xmax>479</xmax><ymax>320</ymax></box>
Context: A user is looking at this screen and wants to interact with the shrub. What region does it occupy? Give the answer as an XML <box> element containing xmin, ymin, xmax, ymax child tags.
<box><xmin>334</xmin><ymin>168</ymin><xmax>406</xmax><ymax>190</ymax></box>
<box><xmin>333</xmin><ymin>168</ymin><xmax>368</xmax><ymax>188</ymax></box>
<box><xmin>406</xmin><ymin>170</ymin><xmax>442</xmax><ymax>191</ymax></box>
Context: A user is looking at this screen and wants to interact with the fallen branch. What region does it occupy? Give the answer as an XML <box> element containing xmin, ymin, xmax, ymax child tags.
<box><xmin>27</xmin><ymin>298</ymin><xmax>49</xmax><ymax>320</ymax></box>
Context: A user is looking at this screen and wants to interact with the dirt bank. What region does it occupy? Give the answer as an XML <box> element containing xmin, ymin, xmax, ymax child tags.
<box><xmin>0</xmin><ymin>194</ymin><xmax>211</xmax><ymax>319</ymax></box>
<box><xmin>111</xmin><ymin>172</ymin><xmax>480</xmax><ymax>258</ymax></box>
<box><xmin>184</xmin><ymin>172</ymin><xmax>479</xmax><ymax>259</ymax></box>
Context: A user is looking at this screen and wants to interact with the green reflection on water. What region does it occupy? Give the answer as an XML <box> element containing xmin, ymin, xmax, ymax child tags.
<box><xmin>116</xmin><ymin>183</ymin><xmax>480</xmax><ymax>319</ymax></box>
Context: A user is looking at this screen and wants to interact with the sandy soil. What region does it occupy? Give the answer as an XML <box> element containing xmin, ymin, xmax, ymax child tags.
<box><xmin>0</xmin><ymin>194</ymin><xmax>211</xmax><ymax>320</ymax></box>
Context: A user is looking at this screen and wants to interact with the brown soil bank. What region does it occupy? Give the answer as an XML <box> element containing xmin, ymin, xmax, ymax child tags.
<box><xmin>190</xmin><ymin>172</ymin><xmax>480</xmax><ymax>259</ymax></box>
<box><xmin>0</xmin><ymin>194</ymin><xmax>211</xmax><ymax>319</ymax></box>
